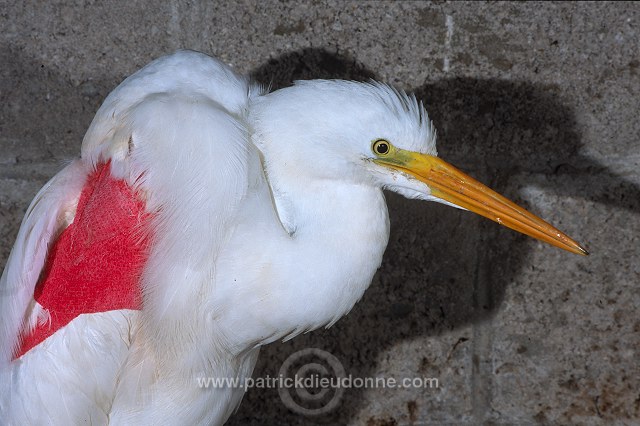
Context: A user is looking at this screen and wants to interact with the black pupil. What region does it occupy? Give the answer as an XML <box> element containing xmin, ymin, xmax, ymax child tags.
<box><xmin>376</xmin><ymin>142</ymin><xmax>389</xmax><ymax>154</ymax></box>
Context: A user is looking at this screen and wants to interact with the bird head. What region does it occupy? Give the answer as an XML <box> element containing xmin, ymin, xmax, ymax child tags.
<box><xmin>250</xmin><ymin>80</ymin><xmax>587</xmax><ymax>255</ymax></box>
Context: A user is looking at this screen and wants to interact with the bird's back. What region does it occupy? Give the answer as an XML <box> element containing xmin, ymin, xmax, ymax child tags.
<box><xmin>82</xmin><ymin>50</ymin><xmax>264</xmax><ymax>167</ymax></box>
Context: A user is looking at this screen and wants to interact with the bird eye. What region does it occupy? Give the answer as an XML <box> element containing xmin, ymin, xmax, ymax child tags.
<box><xmin>372</xmin><ymin>139</ymin><xmax>391</xmax><ymax>156</ymax></box>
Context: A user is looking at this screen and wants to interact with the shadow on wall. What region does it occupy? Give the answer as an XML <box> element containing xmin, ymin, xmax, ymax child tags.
<box><xmin>227</xmin><ymin>48</ymin><xmax>637</xmax><ymax>425</ymax></box>
<box><xmin>2</xmin><ymin>47</ymin><xmax>636</xmax><ymax>425</ymax></box>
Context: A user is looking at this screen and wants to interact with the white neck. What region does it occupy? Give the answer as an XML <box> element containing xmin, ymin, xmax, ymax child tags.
<box><xmin>254</xmin><ymin>170</ymin><xmax>390</xmax><ymax>340</ymax></box>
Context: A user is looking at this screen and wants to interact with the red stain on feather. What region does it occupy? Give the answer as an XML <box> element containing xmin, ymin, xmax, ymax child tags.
<box><xmin>16</xmin><ymin>162</ymin><xmax>151</xmax><ymax>358</ymax></box>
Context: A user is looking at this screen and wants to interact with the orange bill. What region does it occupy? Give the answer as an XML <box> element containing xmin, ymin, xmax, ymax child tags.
<box><xmin>374</xmin><ymin>148</ymin><xmax>588</xmax><ymax>255</ymax></box>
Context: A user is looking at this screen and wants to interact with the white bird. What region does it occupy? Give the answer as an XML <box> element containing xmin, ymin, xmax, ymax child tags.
<box><xmin>0</xmin><ymin>50</ymin><xmax>587</xmax><ymax>425</ymax></box>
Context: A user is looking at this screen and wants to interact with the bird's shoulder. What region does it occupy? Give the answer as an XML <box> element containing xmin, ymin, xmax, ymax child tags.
<box><xmin>81</xmin><ymin>50</ymin><xmax>265</xmax><ymax>165</ymax></box>
<box><xmin>70</xmin><ymin>51</ymin><xmax>275</xmax><ymax>337</ymax></box>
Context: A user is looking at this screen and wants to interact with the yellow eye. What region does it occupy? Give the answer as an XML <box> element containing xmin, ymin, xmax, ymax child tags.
<box><xmin>372</xmin><ymin>139</ymin><xmax>391</xmax><ymax>156</ymax></box>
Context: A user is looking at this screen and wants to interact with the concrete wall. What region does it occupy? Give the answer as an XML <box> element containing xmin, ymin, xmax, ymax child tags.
<box><xmin>1</xmin><ymin>2</ymin><xmax>638</xmax><ymax>425</ymax></box>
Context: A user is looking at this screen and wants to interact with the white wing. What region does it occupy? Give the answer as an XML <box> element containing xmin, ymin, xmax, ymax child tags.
<box><xmin>78</xmin><ymin>51</ymin><xmax>267</xmax><ymax>424</ymax></box>
<box><xmin>0</xmin><ymin>160</ymin><xmax>88</xmax><ymax>364</ymax></box>
<box><xmin>79</xmin><ymin>49</ymin><xmax>264</xmax><ymax>336</ymax></box>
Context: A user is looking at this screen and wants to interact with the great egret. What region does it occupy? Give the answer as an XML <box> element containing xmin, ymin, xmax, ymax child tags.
<box><xmin>0</xmin><ymin>50</ymin><xmax>586</xmax><ymax>425</ymax></box>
